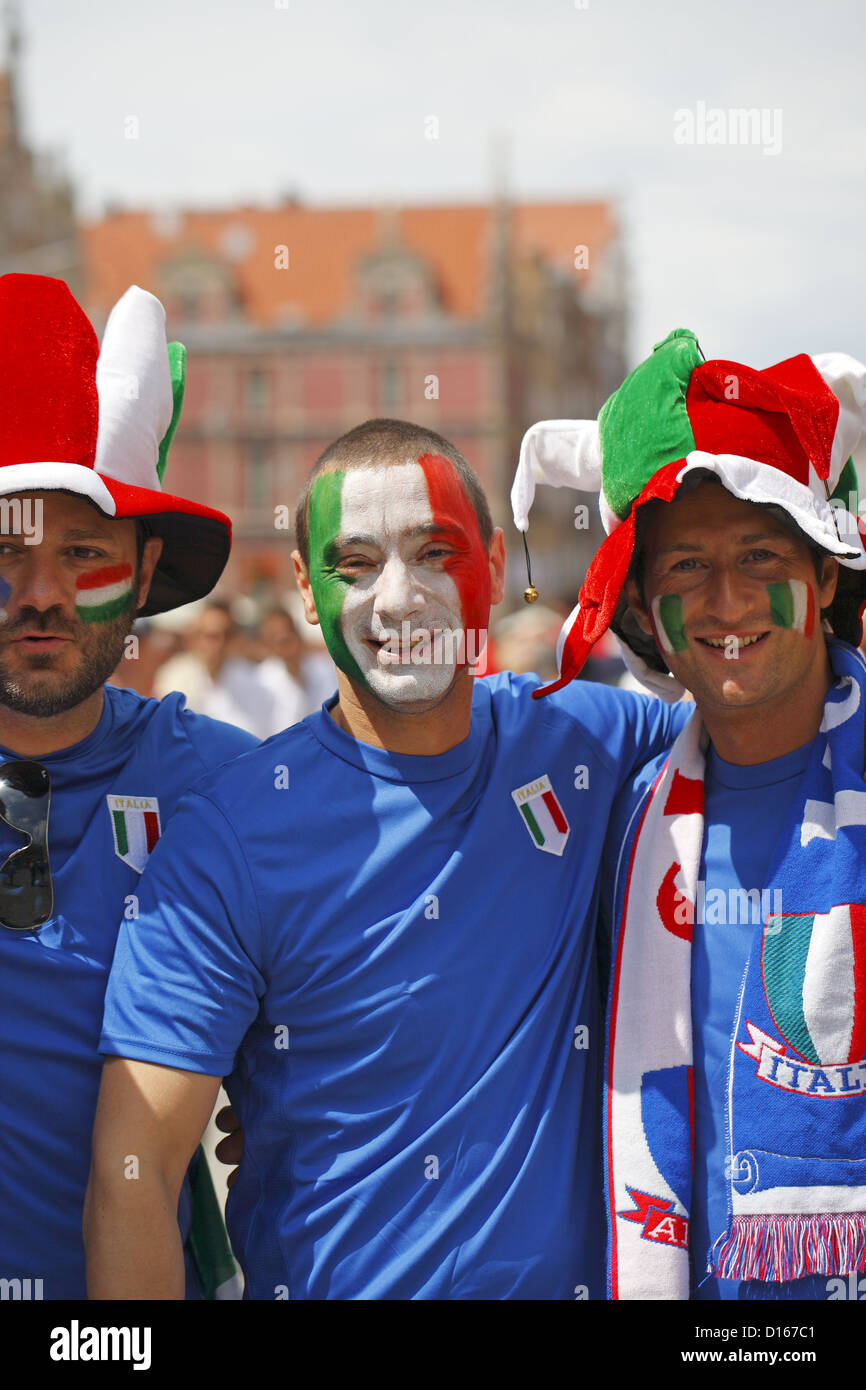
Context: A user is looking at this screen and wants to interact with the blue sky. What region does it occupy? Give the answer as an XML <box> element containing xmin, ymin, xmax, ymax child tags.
<box><xmin>13</xmin><ymin>0</ymin><xmax>866</xmax><ymax>367</ymax></box>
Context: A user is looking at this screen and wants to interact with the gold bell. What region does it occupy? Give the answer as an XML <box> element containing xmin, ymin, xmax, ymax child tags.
<box><xmin>523</xmin><ymin>585</ymin><xmax>539</xmax><ymax>604</ymax></box>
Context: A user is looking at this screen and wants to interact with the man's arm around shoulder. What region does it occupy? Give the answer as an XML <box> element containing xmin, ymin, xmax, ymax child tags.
<box><xmin>531</xmin><ymin>671</ymin><xmax>690</xmax><ymax>780</ymax></box>
<box><xmin>84</xmin><ymin>1057</ymin><xmax>222</xmax><ymax>1300</ymax></box>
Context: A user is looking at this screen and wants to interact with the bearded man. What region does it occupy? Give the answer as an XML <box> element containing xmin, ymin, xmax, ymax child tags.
<box><xmin>0</xmin><ymin>274</ymin><xmax>254</xmax><ymax>1300</ymax></box>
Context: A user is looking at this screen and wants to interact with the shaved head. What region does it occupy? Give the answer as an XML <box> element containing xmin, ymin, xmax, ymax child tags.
<box><xmin>294</xmin><ymin>418</ymin><xmax>493</xmax><ymax>565</ymax></box>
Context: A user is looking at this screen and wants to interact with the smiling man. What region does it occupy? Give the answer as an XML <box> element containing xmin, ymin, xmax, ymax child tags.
<box><xmin>0</xmin><ymin>274</ymin><xmax>254</xmax><ymax>1301</ymax></box>
<box><xmin>297</xmin><ymin>440</ymin><xmax>495</xmax><ymax>743</ymax></box>
<box><xmin>85</xmin><ymin>417</ymin><xmax>689</xmax><ymax>1301</ymax></box>
<box><xmin>513</xmin><ymin>328</ymin><xmax>866</xmax><ymax>1301</ymax></box>
<box><xmin>628</xmin><ymin>480</ymin><xmax>839</xmax><ymax>763</ymax></box>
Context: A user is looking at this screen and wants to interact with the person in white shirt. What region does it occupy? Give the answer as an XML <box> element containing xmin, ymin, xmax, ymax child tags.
<box><xmin>256</xmin><ymin>606</ymin><xmax>336</xmax><ymax>731</ymax></box>
<box><xmin>153</xmin><ymin>601</ymin><xmax>276</xmax><ymax>738</ymax></box>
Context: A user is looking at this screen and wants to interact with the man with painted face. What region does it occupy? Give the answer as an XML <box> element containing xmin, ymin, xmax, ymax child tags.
<box><xmin>513</xmin><ymin>329</ymin><xmax>866</xmax><ymax>1301</ymax></box>
<box><xmin>86</xmin><ymin>417</ymin><xmax>689</xmax><ymax>1300</ymax></box>
<box><xmin>0</xmin><ymin>274</ymin><xmax>255</xmax><ymax>1301</ymax></box>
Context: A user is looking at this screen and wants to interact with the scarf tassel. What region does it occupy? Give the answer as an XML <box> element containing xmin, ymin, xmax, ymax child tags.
<box><xmin>715</xmin><ymin>1214</ymin><xmax>866</xmax><ymax>1283</ymax></box>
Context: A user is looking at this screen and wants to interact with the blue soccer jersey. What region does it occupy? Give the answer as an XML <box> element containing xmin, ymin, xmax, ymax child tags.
<box><xmin>101</xmin><ymin>673</ymin><xmax>687</xmax><ymax>1300</ymax></box>
<box><xmin>0</xmin><ymin>686</ymin><xmax>254</xmax><ymax>1300</ymax></box>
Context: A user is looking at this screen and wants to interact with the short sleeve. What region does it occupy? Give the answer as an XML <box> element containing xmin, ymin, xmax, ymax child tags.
<box><xmin>539</xmin><ymin>676</ymin><xmax>690</xmax><ymax>791</ymax></box>
<box><xmin>100</xmin><ymin>791</ymin><xmax>265</xmax><ymax>1076</ymax></box>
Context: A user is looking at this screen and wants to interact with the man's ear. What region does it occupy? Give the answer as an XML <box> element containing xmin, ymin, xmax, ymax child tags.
<box><xmin>818</xmin><ymin>554</ymin><xmax>839</xmax><ymax>610</ymax></box>
<box><xmin>624</xmin><ymin>576</ymin><xmax>653</xmax><ymax>637</ymax></box>
<box><xmin>135</xmin><ymin>536</ymin><xmax>164</xmax><ymax>611</ymax></box>
<box><xmin>488</xmin><ymin>528</ymin><xmax>506</xmax><ymax>608</ymax></box>
<box><xmin>292</xmin><ymin>550</ymin><xmax>321</xmax><ymax>627</ymax></box>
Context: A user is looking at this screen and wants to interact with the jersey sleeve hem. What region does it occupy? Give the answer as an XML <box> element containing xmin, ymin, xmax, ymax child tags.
<box><xmin>98</xmin><ymin>1033</ymin><xmax>232</xmax><ymax>1077</ymax></box>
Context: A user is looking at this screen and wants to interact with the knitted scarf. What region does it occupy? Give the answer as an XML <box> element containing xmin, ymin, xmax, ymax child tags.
<box><xmin>605</xmin><ymin>639</ymin><xmax>866</xmax><ymax>1299</ymax></box>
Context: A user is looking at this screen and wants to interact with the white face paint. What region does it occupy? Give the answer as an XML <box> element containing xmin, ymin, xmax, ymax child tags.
<box><xmin>337</xmin><ymin>463</ymin><xmax>467</xmax><ymax>707</ymax></box>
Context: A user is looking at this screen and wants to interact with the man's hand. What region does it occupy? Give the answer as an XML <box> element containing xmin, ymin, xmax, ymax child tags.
<box><xmin>213</xmin><ymin>1105</ymin><xmax>243</xmax><ymax>1189</ymax></box>
<box><xmin>84</xmin><ymin>1057</ymin><xmax>222</xmax><ymax>1300</ymax></box>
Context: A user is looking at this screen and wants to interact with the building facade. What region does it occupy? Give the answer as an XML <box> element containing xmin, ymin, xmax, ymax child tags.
<box><xmin>82</xmin><ymin>198</ymin><xmax>627</xmax><ymax>605</ymax></box>
<box><xmin>0</xmin><ymin>5</ymin><xmax>626</xmax><ymax>609</ymax></box>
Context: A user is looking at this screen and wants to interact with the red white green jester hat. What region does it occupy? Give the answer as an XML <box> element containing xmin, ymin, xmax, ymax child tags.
<box><xmin>0</xmin><ymin>273</ymin><xmax>232</xmax><ymax>614</ymax></box>
<box><xmin>511</xmin><ymin>328</ymin><xmax>866</xmax><ymax>701</ymax></box>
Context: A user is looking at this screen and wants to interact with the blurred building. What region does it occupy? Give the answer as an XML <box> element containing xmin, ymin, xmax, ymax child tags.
<box><xmin>0</xmin><ymin>7</ymin><xmax>80</xmax><ymax>290</ymax></box>
<box><xmin>81</xmin><ymin>196</ymin><xmax>627</xmax><ymax>603</ymax></box>
<box><xmin>0</xmin><ymin>5</ymin><xmax>627</xmax><ymax>607</ymax></box>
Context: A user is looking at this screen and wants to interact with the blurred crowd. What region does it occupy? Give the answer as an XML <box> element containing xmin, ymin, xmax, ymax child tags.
<box><xmin>109</xmin><ymin>591</ymin><xmax>631</xmax><ymax>738</ymax></box>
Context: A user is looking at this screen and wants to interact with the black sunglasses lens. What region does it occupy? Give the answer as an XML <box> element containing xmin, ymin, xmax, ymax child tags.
<box><xmin>0</xmin><ymin>761</ymin><xmax>50</xmax><ymax>828</ymax></box>
<box><xmin>0</xmin><ymin>761</ymin><xmax>52</xmax><ymax>930</ymax></box>
<box><xmin>0</xmin><ymin>843</ymin><xmax>52</xmax><ymax>927</ymax></box>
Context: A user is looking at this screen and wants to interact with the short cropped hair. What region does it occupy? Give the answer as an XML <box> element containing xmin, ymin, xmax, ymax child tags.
<box><xmin>294</xmin><ymin>418</ymin><xmax>494</xmax><ymax>565</ymax></box>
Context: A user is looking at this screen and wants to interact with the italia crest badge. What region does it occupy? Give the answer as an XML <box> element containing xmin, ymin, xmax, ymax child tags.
<box><xmin>107</xmin><ymin>795</ymin><xmax>162</xmax><ymax>874</ymax></box>
<box><xmin>511</xmin><ymin>773</ymin><xmax>570</xmax><ymax>856</ymax></box>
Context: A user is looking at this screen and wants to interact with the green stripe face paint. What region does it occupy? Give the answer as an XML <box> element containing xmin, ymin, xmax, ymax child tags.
<box><xmin>307</xmin><ymin>470</ymin><xmax>365</xmax><ymax>686</ymax></box>
<box><xmin>651</xmin><ymin>593</ymin><xmax>688</xmax><ymax>654</ymax></box>
<box><xmin>767</xmin><ymin>580</ymin><xmax>815</xmax><ymax>638</ymax></box>
<box><xmin>767</xmin><ymin>581</ymin><xmax>794</xmax><ymax>629</ymax></box>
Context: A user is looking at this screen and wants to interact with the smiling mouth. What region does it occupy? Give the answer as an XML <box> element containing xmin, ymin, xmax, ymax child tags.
<box><xmin>365</xmin><ymin>636</ymin><xmax>429</xmax><ymax>663</ymax></box>
<box><xmin>696</xmin><ymin>632</ymin><xmax>770</xmax><ymax>651</ymax></box>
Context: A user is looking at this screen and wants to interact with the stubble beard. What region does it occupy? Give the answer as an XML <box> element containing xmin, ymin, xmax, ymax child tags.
<box><xmin>0</xmin><ymin>608</ymin><xmax>135</xmax><ymax>718</ymax></box>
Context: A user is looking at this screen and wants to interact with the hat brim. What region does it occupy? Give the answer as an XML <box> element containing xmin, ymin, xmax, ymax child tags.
<box><xmin>0</xmin><ymin>462</ymin><xmax>231</xmax><ymax>616</ymax></box>
<box><xmin>673</xmin><ymin>454</ymin><xmax>866</xmax><ymax>566</ymax></box>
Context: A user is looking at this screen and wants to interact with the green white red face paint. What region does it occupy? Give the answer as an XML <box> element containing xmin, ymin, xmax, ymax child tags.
<box><xmin>651</xmin><ymin>594</ymin><xmax>688</xmax><ymax>654</ymax></box>
<box><xmin>75</xmin><ymin>563</ymin><xmax>135</xmax><ymax>625</ymax></box>
<box><xmin>652</xmin><ymin>577</ymin><xmax>818</xmax><ymax>660</ymax></box>
<box><xmin>767</xmin><ymin>579</ymin><xmax>816</xmax><ymax>637</ymax></box>
<box><xmin>307</xmin><ymin>457</ymin><xmax>490</xmax><ymax>706</ymax></box>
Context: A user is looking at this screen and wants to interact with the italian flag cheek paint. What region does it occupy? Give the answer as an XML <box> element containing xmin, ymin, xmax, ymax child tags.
<box><xmin>767</xmin><ymin>579</ymin><xmax>816</xmax><ymax>637</ymax></box>
<box><xmin>417</xmin><ymin>453</ymin><xmax>491</xmax><ymax>638</ymax></box>
<box><xmin>75</xmin><ymin>563</ymin><xmax>135</xmax><ymax>624</ymax></box>
<box><xmin>306</xmin><ymin>470</ymin><xmax>365</xmax><ymax>685</ymax></box>
<box><xmin>651</xmin><ymin>593</ymin><xmax>688</xmax><ymax>654</ymax></box>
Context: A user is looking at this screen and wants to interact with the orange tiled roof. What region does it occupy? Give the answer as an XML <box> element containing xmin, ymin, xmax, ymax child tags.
<box><xmin>81</xmin><ymin>199</ymin><xmax>616</xmax><ymax>328</ymax></box>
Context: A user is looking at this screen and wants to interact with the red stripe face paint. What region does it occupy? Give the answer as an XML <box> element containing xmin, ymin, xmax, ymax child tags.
<box><xmin>417</xmin><ymin>454</ymin><xmax>491</xmax><ymax>642</ymax></box>
<box><xmin>76</xmin><ymin>563</ymin><xmax>134</xmax><ymax>593</ymax></box>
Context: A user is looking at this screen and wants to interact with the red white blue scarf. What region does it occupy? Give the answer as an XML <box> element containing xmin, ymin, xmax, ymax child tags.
<box><xmin>605</xmin><ymin>640</ymin><xmax>866</xmax><ymax>1298</ymax></box>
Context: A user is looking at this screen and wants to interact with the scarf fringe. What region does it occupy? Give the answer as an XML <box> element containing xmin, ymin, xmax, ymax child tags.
<box><xmin>715</xmin><ymin>1214</ymin><xmax>866</xmax><ymax>1282</ymax></box>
